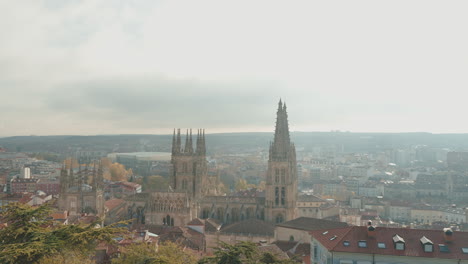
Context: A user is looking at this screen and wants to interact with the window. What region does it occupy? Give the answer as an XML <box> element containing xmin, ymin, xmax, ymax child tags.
<box><xmin>377</xmin><ymin>242</ymin><xmax>386</xmax><ymax>249</ymax></box>
<box><xmin>343</xmin><ymin>241</ymin><xmax>350</xmax><ymax>247</ymax></box>
<box><xmin>421</xmin><ymin>236</ymin><xmax>433</xmax><ymax>252</ymax></box>
<box><xmin>281</xmin><ymin>187</ymin><xmax>285</xmax><ymax>205</ymax></box>
<box><xmin>396</xmin><ymin>242</ymin><xmax>405</xmax><ymax>250</ymax></box>
<box><xmin>462</xmin><ymin>248</ymin><xmax>468</xmax><ymax>254</ymax></box>
<box><xmin>275</xmin><ymin>214</ymin><xmax>284</xmax><ymax>223</ymax></box>
<box><xmin>424</xmin><ymin>244</ymin><xmax>433</xmax><ymax>252</ymax></box>
<box><xmin>275</xmin><ymin>168</ymin><xmax>279</xmax><ymax>183</ymax></box>
<box><xmin>358</xmin><ymin>240</ymin><xmax>367</xmax><ymax>248</ymax></box>
<box><xmin>439</xmin><ymin>244</ymin><xmax>449</xmax><ymax>253</ymax></box>
<box><xmin>275</xmin><ymin>187</ymin><xmax>279</xmax><ymax>205</ymax></box>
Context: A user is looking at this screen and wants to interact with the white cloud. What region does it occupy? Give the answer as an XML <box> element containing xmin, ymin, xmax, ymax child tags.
<box><xmin>1</xmin><ymin>0</ymin><xmax>467</xmax><ymax>136</ymax></box>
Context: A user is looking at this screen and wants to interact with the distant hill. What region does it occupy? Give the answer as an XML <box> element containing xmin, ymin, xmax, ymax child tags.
<box><xmin>1</xmin><ymin>132</ymin><xmax>468</xmax><ymax>155</ymax></box>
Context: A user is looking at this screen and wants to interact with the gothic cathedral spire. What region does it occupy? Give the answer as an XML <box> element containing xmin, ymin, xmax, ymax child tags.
<box><xmin>265</xmin><ymin>99</ymin><xmax>298</xmax><ymax>223</ymax></box>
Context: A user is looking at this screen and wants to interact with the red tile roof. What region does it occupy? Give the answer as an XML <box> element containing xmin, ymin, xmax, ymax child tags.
<box><xmin>310</xmin><ymin>226</ymin><xmax>468</xmax><ymax>260</ymax></box>
<box><xmin>105</xmin><ymin>198</ymin><xmax>125</xmax><ymax>211</ymax></box>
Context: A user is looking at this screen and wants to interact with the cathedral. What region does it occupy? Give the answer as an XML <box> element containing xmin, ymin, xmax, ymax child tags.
<box><xmin>127</xmin><ymin>100</ymin><xmax>298</xmax><ymax>226</ymax></box>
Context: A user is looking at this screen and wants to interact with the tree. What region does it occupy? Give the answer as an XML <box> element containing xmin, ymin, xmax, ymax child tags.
<box><xmin>199</xmin><ymin>241</ymin><xmax>296</xmax><ymax>264</ymax></box>
<box><xmin>108</xmin><ymin>163</ymin><xmax>130</xmax><ymax>181</ymax></box>
<box><xmin>235</xmin><ymin>179</ymin><xmax>256</xmax><ymax>191</ymax></box>
<box><xmin>199</xmin><ymin>241</ymin><xmax>257</xmax><ymax>264</ymax></box>
<box><xmin>0</xmin><ymin>203</ymin><xmax>126</xmax><ymax>264</ymax></box>
<box><xmin>36</xmin><ymin>250</ymin><xmax>95</xmax><ymax>264</ymax></box>
<box><xmin>112</xmin><ymin>242</ymin><xmax>197</xmax><ymax>264</ymax></box>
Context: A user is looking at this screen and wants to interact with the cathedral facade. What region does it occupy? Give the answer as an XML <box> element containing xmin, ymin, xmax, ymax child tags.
<box><xmin>128</xmin><ymin>100</ymin><xmax>298</xmax><ymax>226</ymax></box>
<box><xmin>58</xmin><ymin>162</ymin><xmax>105</xmax><ymax>217</ymax></box>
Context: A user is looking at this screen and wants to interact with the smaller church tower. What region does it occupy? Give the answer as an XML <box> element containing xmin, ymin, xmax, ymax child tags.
<box><xmin>265</xmin><ymin>100</ymin><xmax>298</xmax><ymax>223</ymax></box>
<box><xmin>170</xmin><ymin>129</ymin><xmax>208</xmax><ymax>199</ymax></box>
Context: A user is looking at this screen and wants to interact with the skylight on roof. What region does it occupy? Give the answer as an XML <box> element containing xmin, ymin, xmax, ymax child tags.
<box><xmin>343</xmin><ymin>241</ymin><xmax>350</xmax><ymax>247</ymax></box>
<box><xmin>462</xmin><ymin>248</ymin><xmax>468</xmax><ymax>254</ymax></box>
<box><xmin>358</xmin><ymin>240</ymin><xmax>367</xmax><ymax>248</ymax></box>
<box><xmin>322</xmin><ymin>231</ymin><xmax>329</xmax><ymax>235</ymax></box>
<box><xmin>439</xmin><ymin>244</ymin><xmax>449</xmax><ymax>253</ymax></box>
<box><xmin>377</xmin><ymin>242</ymin><xmax>386</xmax><ymax>249</ymax></box>
<box><xmin>330</xmin><ymin>235</ymin><xmax>337</xmax><ymax>241</ymax></box>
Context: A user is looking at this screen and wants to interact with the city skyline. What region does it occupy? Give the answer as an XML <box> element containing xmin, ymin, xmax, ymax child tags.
<box><xmin>1</xmin><ymin>1</ymin><xmax>468</xmax><ymax>137</ymax></box>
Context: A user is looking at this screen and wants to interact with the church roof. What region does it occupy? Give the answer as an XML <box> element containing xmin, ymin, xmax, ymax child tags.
<box><xmin>220</xmin><ymin>219</ymin><xmax>275</xmax><ymax>236</ymax></box>
<box><xmin>276</xmin><ymin>217</ymin><xmax>348</xmax><ymax>231</ymax></box>
<box><xmin>187</xmin><ymin>218</ymin><xmax>205</xmax><ymax>226</ymax></box>
<box><xmin>298</xmin><ymin>194</ymin><xmax>325</xmax><ymax>202</ymax></box>
<box><xmin>205</xmin><ymin>218</ymin><xmax>222</xmax><ymax>232</ymax></box>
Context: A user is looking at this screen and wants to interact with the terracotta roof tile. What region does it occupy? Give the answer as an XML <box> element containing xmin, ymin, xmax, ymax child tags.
<box><xmin>105</xmin><ymin>199</ymin><xmax>125</xmax><ymax>211</ymax></box>
<box><xmin>310</xmin><ymin>226</ymin><xmax>468</xmax><ymax>260</ymax></box>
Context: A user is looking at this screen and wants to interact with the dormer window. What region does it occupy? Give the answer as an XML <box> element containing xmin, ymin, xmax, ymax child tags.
<box><xmin>358</xmin><ymin>240</ymin><xmax>367</xmax><ymax>248</ymax></box>
<box><xmin>420</xmin><ymin>236</ymin><xmax>434</xmax><ymax>253</ymax></box>
<box><xmin>396</xmin><ymin>242</ymin><xmax>405</xmax><ymax>250</ymax></box>
<box><xmin>424</xmin><ymin>244</ymin><xmax>433</xmax><ymax>252</ymax></box>
<box><xmin>393</xmin><ymin>234</ymin><xmax>405</xmax><ymax>250</ymax></box>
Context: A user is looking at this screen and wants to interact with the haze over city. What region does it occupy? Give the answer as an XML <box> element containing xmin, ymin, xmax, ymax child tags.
<box><xmin>1</xmin><ymin>0</ymin><xmax>468</xmax><ymax>137</ymax></box>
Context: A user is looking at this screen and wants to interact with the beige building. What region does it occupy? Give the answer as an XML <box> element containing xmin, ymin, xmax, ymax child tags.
<box><xmin>275</xmin><ymin>217</ymin><xmax>348</xmax><ymax>243</ymax></box>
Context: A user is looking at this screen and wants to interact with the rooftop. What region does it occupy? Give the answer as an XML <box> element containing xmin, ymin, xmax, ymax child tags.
<box><xmin>276</xmin><ymin>217</ymin><xmax>348</xmax><ymax>231</ymax></box>
<box><xmin>310</xmin><ymin>226</ymin><xmax>468</xmax><ymax>260</ymax></box>
<box><xmin>220</xmin><ymin>219</ymin><xmax>275</xmax><ymax>236</ymax></box>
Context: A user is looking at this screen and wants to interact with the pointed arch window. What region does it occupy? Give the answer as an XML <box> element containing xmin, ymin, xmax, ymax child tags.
<box><xmin>276</xmin><ymin>213</ymin><xmax>284</xmax><ymax>223</ymax></box>
<box><xmin>281</xmin><ymin>187</ymin><xmax>286</xmax><ymax>205</ymax></box>
<box><xmin>275</xmin><ymin>168</ymin><xmax>280</xmax><ymax>183</ymax></box>
<box><xmin>275</xmin><ymin>187</ymin><xmax>279</xmax><ymax>205</ymax></box>
<box><xmin>182</xmin><ymin>179</ymin><xmax>187</xmax><ymax>190</ymax></box>
<box><xmin>281</xmin><ymin>168</ymin><xmax>286</xmax><ymax>183</ymax></box>
<box><xmin>164</xmin><ymin>215</ymin><xmax>174</xmax><ymax>226</ymax></box>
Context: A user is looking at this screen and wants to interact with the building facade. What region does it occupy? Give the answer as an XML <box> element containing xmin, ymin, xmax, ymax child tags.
<box><xmin>58</xmin><ymin>162</ymin><xmax>105</xmax><ymax>217</ymax></box>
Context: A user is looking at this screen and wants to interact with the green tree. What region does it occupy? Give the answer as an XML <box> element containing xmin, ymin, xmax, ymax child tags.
<box><xmin>112</xmin><ymin>241</ymin><xmax>197</xmax><ymax>264</ymax></box>
<box><xmin>199</xmin><ymin>241</ymin><xmax>296</xmax><ymax>264</ymax></box>
<box><xmin>0</xmin><ymin>203</ymin><xmax>126</xmax><ymax>264</ymax></box>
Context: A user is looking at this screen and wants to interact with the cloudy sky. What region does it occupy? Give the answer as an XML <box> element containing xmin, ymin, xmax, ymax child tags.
<box><xmin>1</xmin><ymin>0</ymin><xmax>467</xmax><ymax>137</ymax></box>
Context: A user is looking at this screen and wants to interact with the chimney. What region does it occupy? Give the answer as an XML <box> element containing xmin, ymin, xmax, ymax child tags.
<box><xmin>367</xmin><ymin>221</ymin><xmax>376</xmax><ymax>238</ymax></box>
<box><xmin>443</xmin><ymin>228</ymin><xmax>453</xmax><ymax>243</ymax></box>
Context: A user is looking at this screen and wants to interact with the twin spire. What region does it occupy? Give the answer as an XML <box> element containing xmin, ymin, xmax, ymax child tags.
<box><xmin>172</xmin><ymin>128</ymin><xmax>206</xmax><ymax>155</ymax></box>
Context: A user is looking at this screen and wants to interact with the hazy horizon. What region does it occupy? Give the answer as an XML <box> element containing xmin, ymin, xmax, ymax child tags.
<box><xmin>2</xmin><ymin>1</ymin><xmax>467</xmax><ymax>137</ymax></box>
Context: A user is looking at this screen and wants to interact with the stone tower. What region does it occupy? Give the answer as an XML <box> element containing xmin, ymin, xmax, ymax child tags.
<box><xmin>58</xmin><ymin>160</ymin><xmax>104</xmax><ymax>217</ymax></box>
<box><xmin>265</xmin><ymin>100</ymin><xmax>298</xmax><ymax>223</ymax></box>
<box><xmin>170</xmin><ymin>129</ymin><xmax>207</xmax><ymax>199</ymax></box>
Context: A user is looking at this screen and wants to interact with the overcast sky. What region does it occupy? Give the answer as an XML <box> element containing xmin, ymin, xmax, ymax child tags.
<box><xmin>1</xmin><ymin>0</ymin><xmax>468</xmax><ymax>137</ymax></box>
